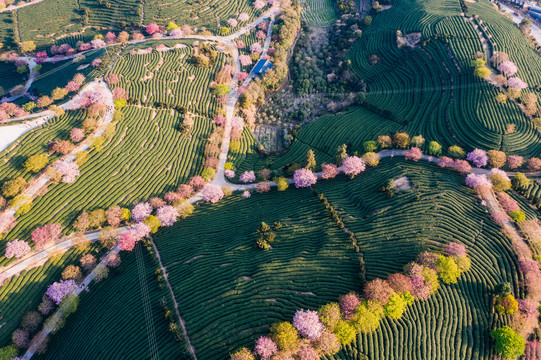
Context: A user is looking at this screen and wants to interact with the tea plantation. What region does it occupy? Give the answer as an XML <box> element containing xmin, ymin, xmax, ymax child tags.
<box><xmin>0</xmin><ymin>0</ymin><xmax>540</xmax><ymax>359</ymax></box>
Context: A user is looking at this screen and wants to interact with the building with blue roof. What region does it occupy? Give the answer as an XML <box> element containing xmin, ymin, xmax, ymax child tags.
<box><xmin>252</xmin><ymin>59</ymin><xmax>273</xmax><ymax>77</ymax></box>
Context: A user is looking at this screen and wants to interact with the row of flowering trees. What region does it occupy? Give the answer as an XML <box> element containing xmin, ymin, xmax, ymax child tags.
<box><xmin>231</xmin><ymin>244</ymin><xmax>471</xmax><ymax>360</ymax></box>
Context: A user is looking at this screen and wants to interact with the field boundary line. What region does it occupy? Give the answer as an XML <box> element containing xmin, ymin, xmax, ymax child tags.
<box><xmin>150</xmin><ymin>238</ymin><xmax>198</xmax><ymax>359</ymax></box>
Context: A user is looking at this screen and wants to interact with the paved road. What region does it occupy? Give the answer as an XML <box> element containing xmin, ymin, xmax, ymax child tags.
<box><xmin>0</xmin><ymin>0</ymin><xmax>44</xmax><ymax>13</ymax></box>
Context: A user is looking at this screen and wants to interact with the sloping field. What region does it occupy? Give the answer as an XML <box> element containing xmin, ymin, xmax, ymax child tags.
<box><xmin>152</xmin><ymin>159</ymin><xmax>519</xmax><ymax>359</ymax></box>
<box><xmin>0</xmin><ymin>110</ymin><xmax>86</xmax><ymax>185</ymax></box>
<box><xmin>144</xmin><ymin>0</ymin><xmax>261</xmax><ymax>33</ymax></box>
<box><xmin>1</xmin><ymin>106</ymin><xmax>212</xmax><ymax>247</ymax></box>
<box><xmin>154</xmin><ymin>186</ymin><xmax>362</xmax><ymax>359</ymax></box>
<box><xmin>346</xmin><ymin>0</ymin><xmax>541</xmax><ymax>155</ymax></box>
<box><xmin>106</xmin><ymin>44</ymin><xmax>225</xmax><ymax>117</ymax></box>
<box><xmin>34</xmin><ymin>245</ymin><xmax>185</xmax><ymax>360</ymax></box>
<box><xmin>0</xmin><ymin>246</ymin><xmax>98</xmax><ymax>348</ymax></box>
<box><xmin>232</xmin><ymin>106</ymin><xmax>402</xmax><ymax>174</ymax></box>
<box><xmin>301</xmin><ymin>0</ymin><xmax>337</xmax><ymax>27</ymax></box>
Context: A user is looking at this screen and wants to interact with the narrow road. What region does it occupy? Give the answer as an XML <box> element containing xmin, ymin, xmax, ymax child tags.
<box><xmin>0</xmin><ymin>0</ymin><xmax>45</xmax><ymax>13</ymax></box>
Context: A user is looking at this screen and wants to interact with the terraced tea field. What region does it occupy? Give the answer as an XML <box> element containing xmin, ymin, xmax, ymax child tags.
<box><xmin>1</xmin><ymin>106</ymin><xmax>213</xmax><ymax>247</ymax></box>
<box><xmin>151</xmin><ymin>159</ymin><xmax>519</xmax><ymax>359</ymax></box>
<box><xmin>106</xmin><ymin>42</ymin><xmax>226</xmax><ymax>116</ymax></box>
<box><xmin>34</xmin><ymin>245</ymin><xmax>184</xmax><ymax>360</ymax></box>
<box><xmin>301</xmin><ymin>0</ymin><xmax>337</xmax><ymax>27</ymax></box>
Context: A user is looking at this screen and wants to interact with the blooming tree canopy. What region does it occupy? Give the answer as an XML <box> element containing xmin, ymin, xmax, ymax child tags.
<box><xmin>225</xmin><ymin>169</ymin><xmax>235</xmax><ymax>178</ymax></box>
<box><xmin>46</xmin><ymin>280</ymin><xmax>78</xmax><ymax>305</ymax></box>
<box><xmin>55</xmin><ymin>161</ymin><xmax>80</xmax><ymax>183</ymax></box>
<box><xmin>293</xmin><ymin>309</ymin><xmax>325</xmax><ymax>339</ymax></box>
<box><xmin>466</xmin><ymin>149</ymin><xmax>489</xmax><ymax>167</ymax></box>
<box><xmin>508</xmin><ymin>77</ymin><xmax>528</xmax><ymax>90</ymax></box>
<box><xmin>254</xmin><ymin>336</ymin><xmax>277</xmax><ymax>359</ymax></box>
<box><xmin>231</xmin><ymin>116</ymin><xmax>245</xmax><ymax>131</ymax></box>
<box><xmin>189</xmin><ymin>176</ymin><xmax>207</xmax><ymax>191</ymax></box>
<box><xmin>321</xmin><ymin>163</ymin><xmax>339</xmax><ymax>179</ymax></box>
<box><xmin>339</xmin><ymin>293</ymin><xmax>360</xmax><ymax>320</ymax></box>
<box><xmin>31</xmin><ymin>223</ymin><xmax>62</xmax><ymax>248</ymax></box>
<box><xmin>254</xmin><ymin>0</ymin><xmax>266</xmax><ymax>9</ymax></box>
<box><xmin>169</xmin><ymin>28</ymin><xmax>183</xmax><ymax>38</ymax></box>
<box><xmin>90</xmin><ymin>39</ymin><xmax>106</xmax><ymax>49</ymax></box>
<box><xmin>341</xmin><ymin>156</ymin><xmax>366</xmax><ymax>177</ymax></box>
<box><xmin>507</xmin><ymin>155</ymin><xmax>524</xmax><ymax>169</ymax></box>
<box><xmin>294</xmin><ymin>168</ymin><xmax>317</xmax><ymax>188</ymax></box>
<box><xmin>156</xmin><ymin>205</ymin><xmax>178</xmax><ymax>226</ymax></box>
<box><xmin>227</xmin><ymin>18</ymin><xmax>238</xmax><ymax>27</ymax></box>
<box><xmin>240</xmin><ymin>171</ymin><xmax>256</xmax><ymax>183</ymax></box>
<box><xmin>238</xmin><ymin>13</ymin><xmax>250</xmax><ymax>22</ymax></box>
<box><xmin>146</xmin><ymin>23</ymin><xmax>160</xmax><ymax>35</ymax></box>
<box><xmin>404</xmin><ymin>147</ymin><xmax>422</xmax><ymax>161</ymax></box>
<box><xmin>497</xmin><ymin>61</ymin><xmax>517</xmax><ymax>76</ymax></box>
<box><xmin>70</xmin><ymin>128</ymin><xmax>85</xmax><ymax>142</ymax></box>
<box><xmin>250</xmin><ymin>43</ymin><xmax>263</xmax><ymax>54</ymax></box>
<box><xmin>465</xmin><ymin>173</ymin><xmax>492</xmax><ymax>189</ymax></box>
<box><xmin>239</xmin><ymin>55</ymin><xmax>253</xmax><ymax>66</ymax></box>
<box><xmin>5</xmin><ymin>239</ymin><xmax>31</xmax><ymax>258</ymax></box>
<box><xmin>118</xmin><ymin>231</ymin><xmax>138</xmax><ymax>251</ymax></box>
<box><xmin>132</xmin><ymin>202</ymin><xmax>153</xmax><ymax>222</ymax></box>
<box><xmin>202</xmin><ymin>184</ymin><xmax>224</xmax><ymax>203</ymax></box>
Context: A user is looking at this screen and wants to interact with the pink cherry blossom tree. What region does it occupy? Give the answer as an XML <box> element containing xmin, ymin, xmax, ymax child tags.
<box><xmin>225</xmin><ymin>169</ymin><xmax>235</xmax><ymax>178</ymax></box>
<box><xmin>240</xmin><ymin>171</ymin><xmax>256</xmax><ymax>183</ymax></box>
<box><xmin>237</xmin><ymin>72</ymin><xmax>248</xmax><ymax>82</ymax></box>
<box><xmin>169</xmin><ymin>28</ymin><xmax>183</xmax><ymax>38</ymax></box>
<box><xmin>250</xmin><ymin>43</ymin><xmax>263</xmax><ymax>54</ymax></box>
<box><xmin>131</xmin><ymin>202</ymin><xmax>152</xmax><ymax>222</ymax></box>
<box><xmin>239</xmin><ymin>55</ymin><xmax>253</xmax><ymax>66</ymax></box>
<box><xmin>507</xmin><ymin>155</ymin><xmax>524</xmax><ymax>169</ymax></box>
<box><xmin>340</xmin><ymin>156</ymin><xmax>366</xmax><ymax>178</ymax></box>
<box><xmin>189</xmin><ymin>176</ymin><xmax>207</xmax><ymax>191</ymax></box>
<box><xmin>55</xmin><ymin>161</ymin><xmax>80</xmax><ymax>183</ymax></box>
<box><xmin>145</xmin><ymin>23</ymin><xmax>160</xmax><ymax>35</ymax></box>
<box><xmin>133</xmin><ymin>222</ymin><xmax>151</xmax><ymax>240</ymax></box>
<box><xmin>156</xmin><ymin>206</ymin><xmax>178</xmax><ymax>226</ymax></box>
<box><xmin>31</xmin><ymin>224</ymin><xmax>63</xmax><ymax>248</ymax></box>
<box><xmin>404</xmin><ymin>147</ymin><xmax>422</xmax><ymax>162</ymax></box>
<box><xmin>293</xmin><ymin>309</ymin><xmax>325</xmax><ymax>339</ymax></box>
<box><xmin>5</xmin><ymin>239</ymin><xmax>31</xmax><ymax>258</ymax></box>
<box><xmin>70</xmin><ymin>128</ymin><xmax>85</xmax><ymax>143</ymax></box>
<box><xmin>227</xmin><ymin>18</ymin><xmax>238</xmax><ymax>27</ymax></box>
<box><xmin>105</xmin><ymin>32</ymin><xmax>117</xmax><ymax>43</ymax></box>
<box><xmin>443</xmin><ymin>242</ymin><xmax>467</xmax><ymax>257</ymax></box>
<box><xmin>90</xmin><ymin>39</ymin><xmax>106</xmax><ymax>49</ymax></box>
<box><xmin>118</xmin><ymin>231</ymin><xmax>137</xmax><ymax>251</ymax></box>
<box><xmin>255</xmin><ymin>30</ymin><xmax>267</xmax><ymax>40</ymax></box>
<box><xmin>254</xmin><ymin>0</ymin><xmax>266</xmax><ymax>9</ymax></box>
<box><xmin>321</xmin><ymin>163</ymin><xmax>339</xmax><ymax>179</ymax></box>
<box><xmin>294</xmin><ymin>168</ymin><xmax>317</xmax><ymax>188</ymax></box>
<box><xmin>497</xmin><ymin>61</ymin><xmax>517</xmax><ymax>77</ymax></box>
<box><xmin>231</xmin><ymin>116</ymin><xmax>245</xmax><ymax>131</ymax></box>
<box><xmin>465</xmin><ymin>173</ymin><xmax>492</xmax><ymax>189</ymax></box>
<box><xmin>339</xmin><ymin>292</ymin><xmax>360</xmax><ymax>320</ymax></box>
<box><xmin>202</xmin><ymin>184</ymin><xmax>224</xmax><ymax>203</ymax></box>
<box><xmin>238</xmin><ymin>13</ymin><xmax>250</xmax><ymax>22</ymax></box>
<box><xmin>466</xmin><ymin>149</ymin><xmax>489</xmax><ymax>167</ymax></box>
<box><xmin>45</xmin><ymin>280</ymin><xmax>77</xmax><ymax>304</ymax></box>
<box><xmin>236</xmin><ymin>40</ymin><xmax>246</xmax><ymax>49</ymax></box>
<box><xmin>65</xmin><ymin>81</ymin><xmax>81</xmax><ymax>92</ymax></box>
<box><xmin>214</xmin><ymin>115</ymin><xmax>226</xmax><ymax>126</ymax></box>
<box><xmin>508</xmin><ymin>77</ymin><xmax>528</xmax><ymax>90</ymax></box>
<box><xmin>254</xmin><ymin>336</ymin><xmax>277</xmax><ymax>359</ymax></box>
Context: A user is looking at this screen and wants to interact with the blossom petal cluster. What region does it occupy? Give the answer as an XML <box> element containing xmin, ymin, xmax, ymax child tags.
<box><xmin>46</xmin><ymin>280</ymin><xmax>78</xmax><ymax>305</ymax></box>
